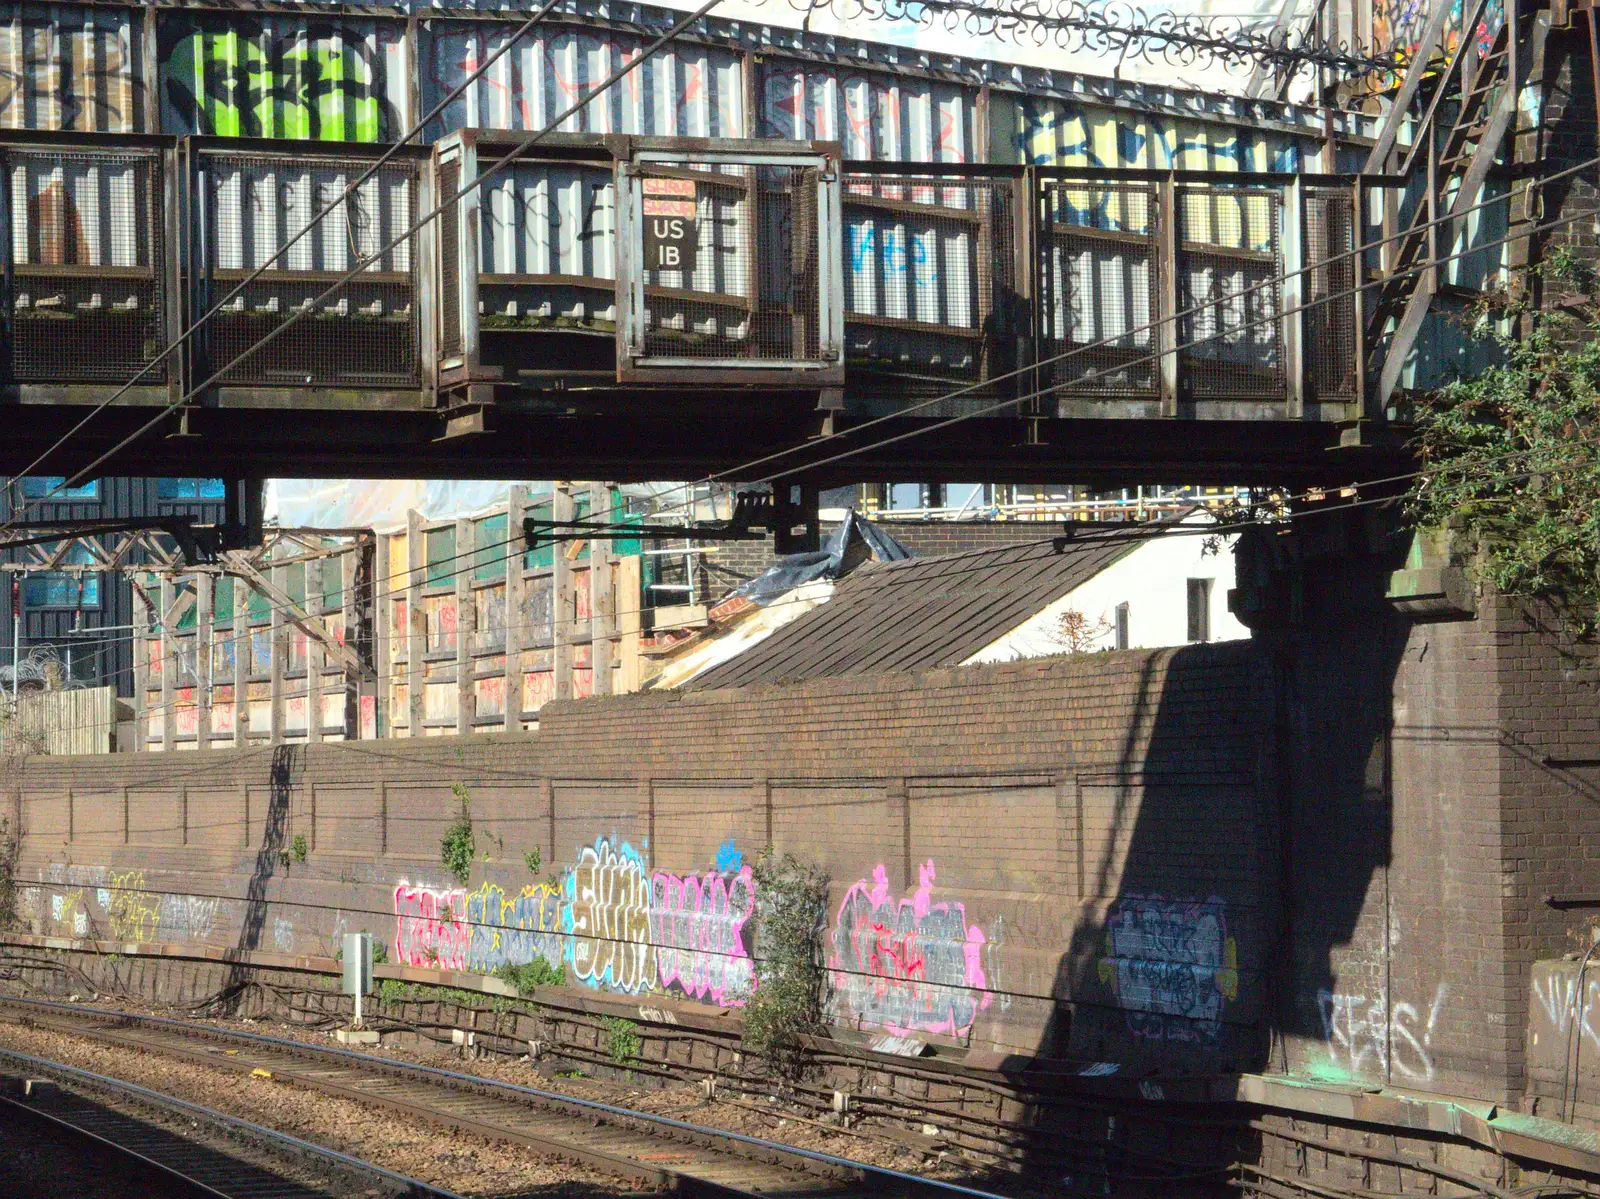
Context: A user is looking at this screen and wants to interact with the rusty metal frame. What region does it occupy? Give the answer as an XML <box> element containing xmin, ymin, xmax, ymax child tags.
<box><xmin>616</xmin><ymin>140</ymin><xmax>846</xmax><ymax>384</ymax></box>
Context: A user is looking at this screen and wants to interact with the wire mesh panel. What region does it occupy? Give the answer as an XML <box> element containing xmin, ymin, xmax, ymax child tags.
<box><xmin>841</xmin><ymin>173</ymin><xmax>1015</xmax><ymax>397</ymax></box>
<box><xmin>634</xmin><ymin>162</ymin><xmax>827</xmax><ymax>363</ymax></box>
<box><xmin>5</xmin><ymin>148</ymin><xmax>164</xmax><ymax>382</ymax></box>
<box><xmin>1176</xmin><ymin>185</ymin><xmax>1285</xmax><ymax>398</ymax></box>
<box><xmin>199</xmin><ymin>153</ymin><xmax>418</xmax><ymax>388</ymax></box>
<box><xmin>1303</xmin><ymin>186</ymin><xmax>1358</xmax><ymax>402</ymax></box>
<box><xmin>438</xmin><ymin>157</ymin><xmax>461</xmax><ymax>360</ymax></box>
<box><xmin>476</xmin><ymin>159</ymin><xmax>616</xmax><ymax>333</ymax></box>
<box><xmin>1038</xmin><ymin>180</ymin><xmax>1158</xmax><ymax>397</ymax></box>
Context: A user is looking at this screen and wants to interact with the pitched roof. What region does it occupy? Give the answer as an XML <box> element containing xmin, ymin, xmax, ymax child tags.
<box><xmin>686</xmin><ymin>528</ymin><xmax>1143</xmax><ymax>690</ymax></box>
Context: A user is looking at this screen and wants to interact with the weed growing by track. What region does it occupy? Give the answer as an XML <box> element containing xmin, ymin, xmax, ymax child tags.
<box><xmin>495</xmin><ymin>959</ymin><xmax>566</xmax><ymax>993</ymax></box>
<box><xmin>599</xmin><ymin>1016</ymin><xmax>642</xmax><ymax>1065</ymax></box>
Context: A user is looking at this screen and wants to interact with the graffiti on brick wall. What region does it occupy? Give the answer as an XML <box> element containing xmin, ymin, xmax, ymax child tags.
<box><xmin>465</xmin><ymin>881</ymin><xmax>563</xmax><ymax>973</ymax></box>
<box><xmin>1097</xmin><ymin>895</ymin><xmax>1239</xmax><ymax>1043</ymax></box>
<box><xmin>272</xmin><ymin>916</ymin><xmax>296</xmax><ymax>954</ymax></box>
<box><xmin>50</xmin><ymin>889</ymin><xmax>88</xmax><ymax>937</ymax></box>
<box><xmin>1315</xmin><ymin>982</ymin><xmax>1447</xmax><ymax>1083</ymax></box>
<box><xmin>650</xmin><ymin>864</ymin><xmax>755</xmax><ymax>1006</ymax></box>
<box><xmin>36</xmin><ymin>864</ymin><xmax>232</xmax><ymax>947</ymax></box>
<box><xmin>160</xmin><ymin>894</ymin><xmax>227</xmax><ymax>943</ymax></box>
<box><xmin>393</xmin><ymin>883</ymin><xmax>469</xmax><ymax>970</ymax></box>
<box><xmin>107</xmin><ymin>869</ymin><xmax>161</xmax><ymax>942</ymax></box>
<box><xmin>389</xmin><ymin>841</ymin><xmax>754</xmax><ymax>1004</ymax></box>
<box><xmin>1533</xmin><ymin>968</ymin><xmax>1600</xmax><ymax>1056</ymax></box>
<box><xmin>565</xmin><ymin>837</ymin><xmax>655</xmax><ymax>993</ymax></box>
<box><xmin>830</xmin><ymin>861</ymin><xmax>991</xmax><ymax>1037</ymax></box>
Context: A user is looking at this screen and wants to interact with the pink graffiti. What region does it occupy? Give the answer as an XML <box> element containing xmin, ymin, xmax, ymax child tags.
<box><xmin>394</xmin><ymin>884</ymin><xmax>467</xmax><ymax>970</ymax></box>
<box><xmin>830</xmin><ymin>861</ymin><xmax>990</xmax><ymax>1037</ymax></box>
<box><xmin>649</xmin><ymin>866</ymin><xmax>755</xmax><ymax>1006</ymax></box>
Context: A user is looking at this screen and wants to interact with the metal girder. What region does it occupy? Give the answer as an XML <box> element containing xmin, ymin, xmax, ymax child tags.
<box><xmin>219</xmin><ymin>549</ymin><xmax>372</xmax><ymax>681</ymax></box>
<box><xmin>1375</xmin><ymin>15</ymin><xmax>1550</xmax><ymax>408</ymax></box>
<box><xmin>0</xmin><ymin>519</ymin><xmax>204</xmax><ymax>574</ymax></box>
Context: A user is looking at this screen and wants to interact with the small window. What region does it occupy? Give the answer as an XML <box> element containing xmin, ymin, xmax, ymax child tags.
<box><xmin>1187</xmin><ymin>578</ymin><xmax>1213</xmax><ymax>643</ymax></box>
<box><xmin>156</xmin><ymin>478</ymin><xmax>227</xmax><ymax>501</ymax></box>
<box><xmin>21</xmin><ymin>573</ymin><xmax>99</xmax><ymax>609</ymax></box>
<box><xmin>212</xmin><ymin>577</ymin><xmax>235</xmax><ymax>625</ymax></box>
<box><xmin>20</xmin><ymin>476</ymin><xmax>99</xmax><ymax>501</ymax></box>
<box><xmin>475</xmin><ymin>513</ymin><xmax>508</xmax><ymax>582</ymax></box>
<box><xmin>21</xmin><ymin>544</ymin><xmax>101</xmax><ymax>609</ymax></box>
<box><xmin>524</xmin><ymin>502</ymin><xmax>555</xmax><ymax>571</ymax></box>
<box><xmin>320</xmin><ymin>556</ymin><xmax>344</xmax><ymax>612</ymax></box>
<box><xmin>425</xmin><ymin>526</ymin><xmax>457</xmax><ymax>586</ymax></box>
<box><xmin>1114</xmin><ymin>602</ymin><xmax>1129</xmax><ymax>651</ymax></box>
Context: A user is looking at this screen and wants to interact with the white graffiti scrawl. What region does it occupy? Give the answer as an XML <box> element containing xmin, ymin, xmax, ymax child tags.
<box><xmin>830</xmin><ymin>861</ymin><xmax>991</xmax><ymax>1037</ymax></box>
<box><xmin>1316</xmin><ymin>982</ymin><xmax>1447</xmax><ymax>1083</ymax></box>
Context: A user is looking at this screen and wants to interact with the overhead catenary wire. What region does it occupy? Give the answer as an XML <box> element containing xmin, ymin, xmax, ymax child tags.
<box><xmin>20</xmin><ymin>161</ymin><xmax>1598</xmax><ymax>726</ymax></box>
<box><xmin>44</xmin><ymin>441</ymin><xmax>1592</xmax><ymax>743</ymax></box>
<box><xmin>30</xmin><ymin>183</ymin><xmax>1600</xmax><ymax>729</ymax></box>
<box><xmin>11</xmin><ymin>93</ymin><xmax>1588</xmax><ymax>543</ymax></box>
<box><xmin>16</xmin><ymin>0</ymin><xmax>727</xmax><ymax>513</ymax></box>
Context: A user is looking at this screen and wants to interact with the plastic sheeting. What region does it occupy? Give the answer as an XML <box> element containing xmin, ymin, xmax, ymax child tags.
<box><xmin>265</xmin><ymin>478</ymin><xmax>549</xmax><ymax>532</ymax></box>
<box><xmin>733</xmin><ymin>509</ymin><xmax>912</xmax><ymax>606</ymax></box>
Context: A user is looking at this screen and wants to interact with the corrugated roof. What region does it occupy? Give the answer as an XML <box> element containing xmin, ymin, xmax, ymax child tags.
<box><xmin>687</xmin><ymin>528</ymin><xmax>1141</xmax><ymax>690</ymax></box>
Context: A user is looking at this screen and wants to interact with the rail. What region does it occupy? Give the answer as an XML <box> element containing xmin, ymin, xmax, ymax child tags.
<box><xmin>0</xmin><ymin>1044</ymin><xmax>465</xmax><ymax>1198</ymax></box>
<box><xmin>0</xmin><ymin>994</ymin><xmax>1016</xmax><ymax>1199</ymax></box>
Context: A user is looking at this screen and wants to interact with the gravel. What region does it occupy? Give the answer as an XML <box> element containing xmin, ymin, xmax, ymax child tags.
<box><xmin>0</xmin><ymin>1019</ymin><xmax>649</xmax><ymax>1199</ymax></box>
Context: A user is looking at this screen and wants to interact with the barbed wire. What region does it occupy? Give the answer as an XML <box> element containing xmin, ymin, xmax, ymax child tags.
<box><xmin>781</xmin><ymin>0</ymin><xmax>1398</xmax><ymax>76</ymax></box>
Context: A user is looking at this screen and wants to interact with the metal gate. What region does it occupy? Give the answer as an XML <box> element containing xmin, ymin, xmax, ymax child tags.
<box><xmin>617</xmin><ymin>145</ymin><xmax>842</xmax><ymax>381</ymax></box>
<box><xmin>1</xmin><ymin>143</ymin><xmax>166</xmax><ymax>384</ymax></box>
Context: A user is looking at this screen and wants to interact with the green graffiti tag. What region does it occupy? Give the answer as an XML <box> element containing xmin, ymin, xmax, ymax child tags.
<box><xmin>161</xmin><ymin>18</ymin><xmax>400</xmax><ymax>143</ymax></box>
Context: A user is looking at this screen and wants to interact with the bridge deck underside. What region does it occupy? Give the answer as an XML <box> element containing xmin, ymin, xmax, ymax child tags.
<box><xmin>0</xmin><ymin>391</ymin><xmax>1406</xmax><ymax>486</ymax></box>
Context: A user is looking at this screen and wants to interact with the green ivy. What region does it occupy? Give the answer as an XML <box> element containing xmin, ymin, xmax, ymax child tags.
<box><xmin>441</xmin><ymin>783</ymin><xmax>475</xmax><ymax>886</ymax></box>
<box><xmin>289</xmin><ymin>833</ymin><xmax>309</xmax><ymax>864</ymax></box>
<box><xmin>742</xmin><ymin>848</ymin><xmax>830</xmax><ymax>1078</ymax></box>
<box><xmin>1409</xmin><ymin>252</ymin><xmax>1600</xmax><ymax>633</ymax></box>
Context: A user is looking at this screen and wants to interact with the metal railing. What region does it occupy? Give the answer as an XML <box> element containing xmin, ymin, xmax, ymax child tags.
<box><xmin>0</xmin><ymin>130</ymin><xmax>1367</xmax><ymax>420</ymax></box>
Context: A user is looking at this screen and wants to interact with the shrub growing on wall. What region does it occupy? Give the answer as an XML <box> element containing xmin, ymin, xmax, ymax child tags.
<box><xmin>743</xmin><ymin>848</ymin><xmax>830</xmax><ymax>1078</ymax></box>
<box><xmin>441</xmin><ymin>783</ymin><xmax>475</xmax><ymax>886</ymax></box>
<box><xmin>1410</xmin><ymin>251</ymin><xmax>1600</xmax><ymax>633</ymax></box>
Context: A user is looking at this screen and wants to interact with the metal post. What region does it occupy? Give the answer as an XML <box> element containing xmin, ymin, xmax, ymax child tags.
<box><xmin>1281</xmin><ymin>177</ymin><xmax>1306</xmax><ymax>417</ymax></box>
<box><xmin>455</xmin><ymin>516</ymin><xmax>474</xmax><ymax>735</ymax></box>
<box><xmin>159</xmin><ymin>575</ymin><xmax>175</xmax><ymax>753</ymax></box>
<box><xmin>552</xmin><ymin>485</ymin><xmax>574</xmax><ymax>703</ymax></box>
<box><xmin>1157</xmin><ymin>173</ymin><xmax>1181</xmax><ymax>417</ymax></box>
<box><xmin>588</xmin><ymin>483</ymin><xmax>615</xmax><ymax>697</ymax></box>
<box><xmin>196</xmin><ymin>573</ymin><xmax>212</xmax><ymax>751</ymax></box>
<box><xmin>132</xmin><ymin>580</ymin><xmax>148</xmax><ymax>752</ymax></box>
<box><xmin>269</xmin><ymin>563</ymin><xmax>286</xmax><ymax>745</ymax></box>
<box><xmin>306</xmin><ymin>558</ymin><xmax>323</xmax><ymax>746</ymax></box>
<box><xmin>233</xmin><ymin>576</ymin><xmax>249</xmax><ymax>748</ymax></box>
<box><xmin>406</xmin><ymin>511</ymin><xmax>426</xmax><ymax>738</ymax></box>
<box><xmin>504</xmin><ymin>484</ymin><xmax>526</xmax><ymax>731</ymax></box>
<box><xmin>372</xmin><ymin>535</ymin><xmax>391</xmax><ymax>740</ymax></box>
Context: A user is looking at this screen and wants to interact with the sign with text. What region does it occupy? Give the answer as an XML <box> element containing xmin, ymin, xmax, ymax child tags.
<box><xmin>642</xmin><ymin>176</ymin><xmax>698</xmax><ymax>274</ymax></box>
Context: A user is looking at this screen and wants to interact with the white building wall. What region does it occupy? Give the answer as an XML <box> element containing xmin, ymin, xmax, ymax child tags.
<box><xmin>964</xmin><ymin>522</ymin><xmax>1248</xmax><ymax>664</ymax></box>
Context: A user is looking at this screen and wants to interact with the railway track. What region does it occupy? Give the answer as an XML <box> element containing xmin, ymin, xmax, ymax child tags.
<box><xmin>0</xmin><ymin>995</ymin><xmax>1007</xmax><ymax>1199</ymax></box>
<box><xmin>0</xmin><ymin>1045</ymin><xmax>463</xmax><ymax>1198</ymax></box>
